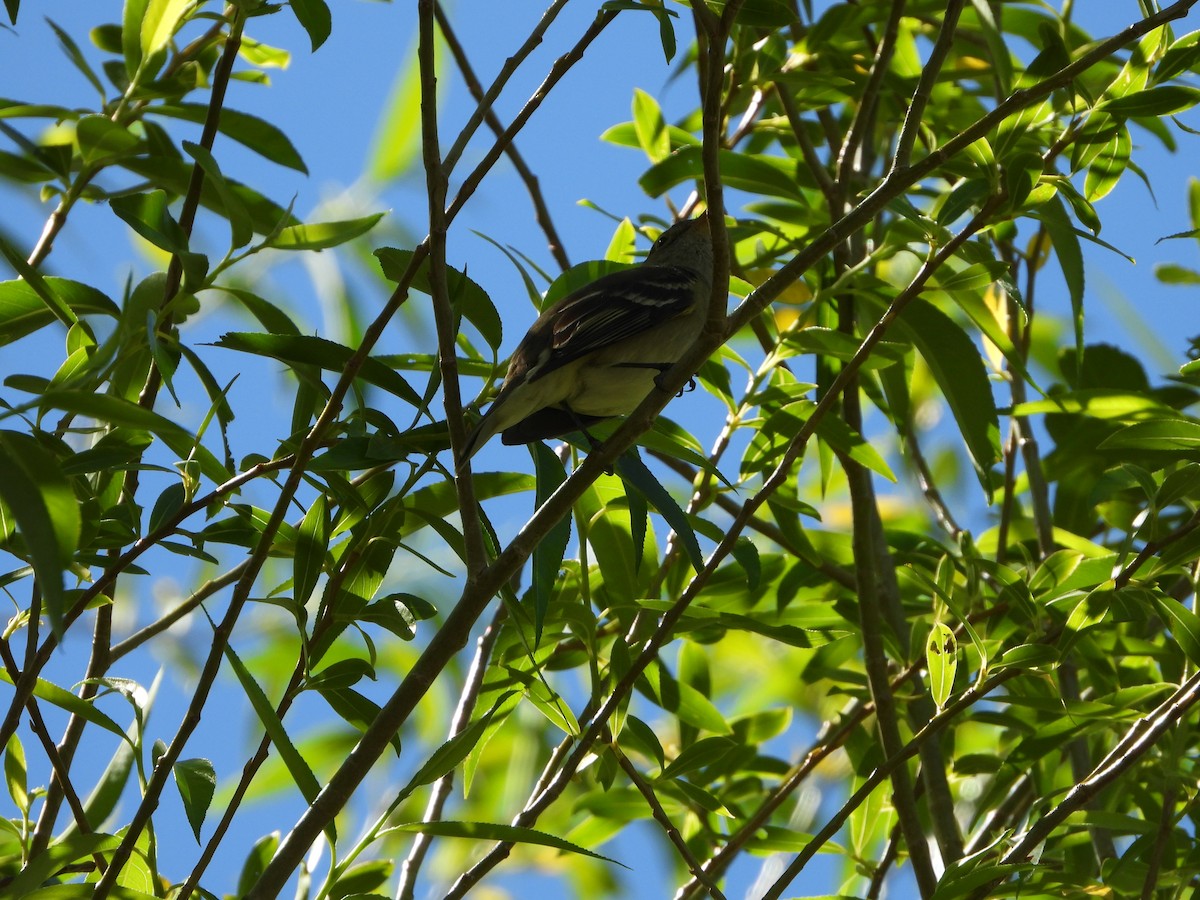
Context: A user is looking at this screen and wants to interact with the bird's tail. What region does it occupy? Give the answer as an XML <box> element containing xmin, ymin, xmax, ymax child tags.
<box><xmin>455</xmin><ymin>410</ymin><xmax>497</xmax><ymax>473</ymax></box>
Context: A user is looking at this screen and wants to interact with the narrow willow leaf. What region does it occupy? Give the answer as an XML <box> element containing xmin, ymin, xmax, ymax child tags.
<box><xmin>110</xmin><ymin>189</ymin><xmax>189</xmax><ymax>254</ymax></box>
<box><xmin>616</xmin><ymin>449</ymin><xmax>703</xmax><ymax>571</ymax></box>
<box><xmin>927</xmin><ymin>622</ymin><xmax>958</xmax><ymax>709</ymax></box>
<box><xmin>1084</xmin><ymin>122</ymin><xmax>1131</xmax><ymax>202</ymax></box>
<box><xmin>213</xmin><ymin>332</ymin><xmax>422</xmax><ymax>407</ymax></box>
<box><xmin>366</xmin><ymin>37</ymin><xmax>420</xmax><ymax>180</ymax></box>
<box><xmin>37</xmin><ymin>390</ymin><xmax>231</xmax><ymax>484</ymax></box>
<box><xmin>266</xmin><ymin>213</ymin><xmax>385</xmax><ymax>251</ymax></box>
<box><xmin>1037</xmin><ymin>195</ymin><xmax>1085</xmax><ymax>374</ymax></box>
<box><xmin>375</xmin><ymin>247</ymin><xmax>502</xmax><ymax>351</ymax></box>
<box><xmin>220</xmin><ymin>640</ymin><xmax>325</xmax><ymax>818</ymax></box>
<box><xmin>638</xmin><ymin>663</ymin><xmax>732</xmax><ymax>734</ymax></box>
<box><xmin>0</xmin><ymin>278</ymin><xmax>118</xmax><ymax>346</ymax></box>
<box><xmin>236</xmin><ymin>833</ymin><xmax>280</xmax><ymax>899</ymax></box>
<box><xmin>877</xmin><ymin>296</ymin><xmax>1001</xmax><ymax>495</ymax></box>
<box><xmin>531</xmin><ymin>442</ymin><xmax>570</xmax><ymax>643</ymax></box>
<box><xmin>294</xmin><ymin>494</ymin><xmax>329</xmax><ymax>606</ymax></box>
<box><xmin>660</xmin><ymin>736</ymin><xmax>737</xmax><ymax>780</ymax></box>
<box><xmin>1100</xmin><ymin>418</ymin><xmax>1200</xmax><ymax>450</ymax></box>
<box><xmin>0</xmin><ymin>431</ymin><xmax>80</xmax><ymax>634</ymax></box>
<box><xmin>140</xmin><ymin>0</ymin><xmax>192</xmax><ymax>58</ymax></box>
<box><xmin>5</xmin><ymin>734</ymin><xmax>28</xmax><ymax>815</ymax></box>
<box><xmin>150</xmin><ymin>103</ymin><xmax>307</xmax><ymax>172</ymax></box>
<box><xmin>0</xmin><ymin>669</ymin><xmax>128</xmax><ymax>743</ymax></box>
<box><xmin>384</xmin><ymin>821</ymin><xmax>626</xmax><ymax>867</ymax></box>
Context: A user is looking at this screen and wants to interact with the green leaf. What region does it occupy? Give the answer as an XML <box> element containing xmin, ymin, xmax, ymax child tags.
<box><xmin>0</xmin><ymin>431</ymin><xmax>81</xmax><ymax>635</ymax></box>
<box><xmin>123</xmin><ymin>0</ymin><xmax>150</xmax><ymax>75</ymax></box>
<box><xmin>927</xmin><ymin>622</ymin><xmax>958</xmax><ymax>709</ymax></box>
<box><xmin>1036</xmin><ymin>194</ymin><xmax>1085</xmax><ymax>376</ymax></box>
<box><xmin>375</xmin><ymin>247</ymin><xmax>502</xmax><ymax>351</ymax></box>
<box><xmin>813</xmin><ymin>409</ymin><xmax>897</xmax><ymax>482</ymax></box>
<box><xmin>150</xmin><ymin>103</ymin><xmax>308</xmax><ymax>172</ymax></box>
<box><xmin>47</xmin><ymin>19</ymin><xmax>105</xmax><ymax>98</ymax></box>
<box><xmin>329</xmin><ymin>861</ymin><xmax>393</xmax><ymax>900</ymax></box>
<box><xmin>531</xmin><ymin>443</ymin><xmax>570</xmax><ymax>643</ymax></box>
<box><xmin>35</xmin><ymin>390</ymin><xmax>231</xmax><ymax>484</ymax></box>
<box><xmin>1151</xmin><ymin>595</ymin><xmax>1200</xmax><ymax>668</ymax></box>
<box><xmin>383</xmin><ymin>821</ymin><xmax>626</xmax><ymax>867</ymax></box>
<box><xmin>1</xmin><ymin>833</ymin><xmax>122</xmax><ymax>898</ymax></box>
<box><xmin>120</xmin><ymin>155</ymin><xmax>299</xmax><ymax>236</ymax></box>
<box><xmin>0</xmin><ymin>278</ymin><xmax>118</xmax><ymax>345</ymax></box>
<box><xmin>0</xmin><ymin>669</ymin><xmax>128</xmax><ymax>744</ymax></box>
<box><xmin>237</xmin><ymin>833</ymin><xmax>280</xmax><ymax>899</ymax></box>
<box><xmin>294</xmin><ymin>495</ymin><xmax>330</xmax><ymax>606</ymax></box>
<box><xmin>638</xmin><ymin>663</ymin><xmax>732</xmax><ymax>734</ymax></box>
<box><xmin>640</xmin><ymin>146</ymin><xmax>807</xmax><ymax>200</ymax></box>
<box><xmin>660</xmin><ymin>736</ymin><xmax>737</xmax><ymax>780</ymax></box>
<box><xmin>173</xmin><ymin>757</ymin><xmax>216</xmax><ymax>842</ymax></box>
<box><xmin>76</xmin><ymin>114</ymin><xmax>140</xmax><ymax>165</ymax></box>
<box><xmin>147</xmin><ymin>482</ymin><xmax>186</xmax><ymax>535</ymax></box>
<box><xmin>266</xmin><ymin>213</ymin><xmax>385</xmax><ymax>251</ymax></box>
<box><xmin>632</xmin><ymin>88</ymin><xmax>670</xmax><ymax>163</ymax></box>
<box><xmin>0</xmin><ymin>238</ymin><xmax>79</xmax><ymax>328</ymax></box>
<box><xmin>616</xmin><ymin>449</ymin><xmax>703</xmax><ymax>571</ymax></box>
<box><xmin>140</xmin><ymin>0</ymin><xmax>192</xmax><ymax>58</ymax></box>
<box><xmin>782</xmin><ymin>327</ymin><xmax>906</xmax><ymax>369</ymax></box>
<box><xmin>290</xmin><ymin>0</ymin><xmax>332</xmax><ymax>51</ymax></box>
<box><xmin>212</xmin><ymin>332</ymin><xmax>422</xmax><ymax>407</ymax></box>
<box><xmin>110</xmin><ymin>189</ymin><xmax>190</xmax><ymax>254</ymax></box>
<box><xmin>366</xmin><ymin>37</ymin><xmax>421</xmax><ymax>180</ymax></box>
<box><xmin>220</xmin><ymin>639</ymin><xmax>326</xmax><ymax>821</ymax></box>
<box><xmin>1099</xmin><ymin>418</ymin><xmax>1200</xmax><ymax>450</ymax></box>
<box><xmin>5</xmin><ymin>735</ymin><xmax>28</xmax><ymax>815</ymax></box>
<box><xmin>398</xmin><ymin>694</ymin><xmax>515</xmax><ymax>799</ymax></box>
<box><xmin>1095</xmin><ymin>85</ymin><xmax>1200</xmax><ymax>117</ymax></box>
<box><xmin>1084</xmin><ymin>122</ymin><xmax>1131</xmax><ymax>202</ymax></box>
<box><xmin>878</xmin><ymin>297</ymin><xmax>1001</xmax><ymax>495</ymax></box>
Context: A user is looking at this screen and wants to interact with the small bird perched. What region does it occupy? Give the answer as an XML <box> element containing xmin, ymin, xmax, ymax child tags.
<box><xmin>457</xmin><ymin>212</ymin><xmax>714</xmax><ymax>469</ymax></box>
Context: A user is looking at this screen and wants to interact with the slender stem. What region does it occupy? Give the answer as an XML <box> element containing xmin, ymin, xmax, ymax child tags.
<box><xmin>760</xmin><ymin>666</ymin><xmax>1025</xmax><ymax>900</ymax></box>
<box><xmin>395</xmin><ymin>605</ymin><xmax>505</xmax><ymax>900</ymax></box>
<box><xmin>615</xmin><ymin>747</ymin><xmax>729</xmax><ymax>900</ymax></box>
<box><xmin>845</xmin><ymin>460</ymin><xmax>938</xmax><ymax>898</ymax></box>
<box><xmin>434</xmin><ymin>2</ymin><xmax>570</xmax><ymax>270</ymax></box>
<box><xmin>420</xmin><ymin>0</ymin><xmax>485</xmax><ymax>572</ymax></box>
<box><xmin>439</xmin><ymin>0</ymin><xmax>573</xmax><ymax>176</ymax></box>
<box><xmin>243</xmin><ymin>12</ymin><xmax>624</xmax><ymax>894</ymax></box>
<box><xmin>891</xmin><ymin>0</ymin><xmax>967</xmax><ymax>171</ymax></box>
<box><xmin>837</xmin><ymin>0</ymin><xmax>906</xmax><ymax>184</ymax></box>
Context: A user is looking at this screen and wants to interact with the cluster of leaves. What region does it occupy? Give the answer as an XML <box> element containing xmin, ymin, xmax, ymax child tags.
<box><xmin>2</xmin><ymin>0</ymin><xmax>1200</xmax><ymax>898</ymax></box>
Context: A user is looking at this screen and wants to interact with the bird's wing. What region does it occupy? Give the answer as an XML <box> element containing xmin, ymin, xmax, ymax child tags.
<box><xmin>529</xmin><ymin>265</ymin><xmax>698</xmax><ymax>382</ymax></box>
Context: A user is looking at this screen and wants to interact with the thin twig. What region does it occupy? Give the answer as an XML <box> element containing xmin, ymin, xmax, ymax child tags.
<box><xmin>615</xmin><ymin>747</ymin><xmax>729</xmax><ymax>900</ymax></box>
<box><xmin>891</xmin><ymin>0</ymin><xmax>967</xmax><ymax>171</ymax></box>
<box><xmin>980</xmin><ymin>671</ymin><xmax>1200</xmax><ymax>896</ymax></box>
<box><xmin>837</xmin><ymin>0</ymin><xmax>906</xmax><ymax>185</ymax></box>
<box><xmin>760</xmin><ymin>666</ymin><xmax>1026</xmax><ymax>900</ymax></box>
<box><xmin>396</xmin><ymin>605</ymin><xmax>506</xmax><ymax>900</ymax></box>
<box><xmin>439</xmin><ymin>0</ymin><xmax>573</xmax><ymax>176</ymax></box>
<box><xmin>434</xmin><ymin>2</ymin><xmax>570</xmax><ymax>270</ymax></box>
<box><xmin>243</xmin><ymin>12</ymin><xmax>623</xmax><ymax>895</ymax></box>
<box><xmin>420</xmin><ymin>0</ymin><xmax>485</xmax><ymax>572</ymax></box>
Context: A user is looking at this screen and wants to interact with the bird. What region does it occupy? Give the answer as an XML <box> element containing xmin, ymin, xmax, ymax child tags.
<box><xmin>457</xmin><ymin>212</ymin><xmax>714</xmax><ymax>469</ymax></box>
